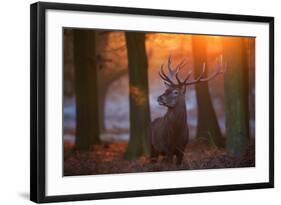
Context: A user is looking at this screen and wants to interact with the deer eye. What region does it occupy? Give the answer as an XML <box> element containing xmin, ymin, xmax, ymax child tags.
<box><xmin>173</xmin><ymin>90</ymin><xmax>179</xmax><ymax>95</ymax></box>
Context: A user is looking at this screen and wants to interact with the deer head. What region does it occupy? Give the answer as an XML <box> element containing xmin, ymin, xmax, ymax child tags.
<box><xmin>157</xmin><ymin>56</ymin><xmax>224</xmax><ymax>108</ymax></box>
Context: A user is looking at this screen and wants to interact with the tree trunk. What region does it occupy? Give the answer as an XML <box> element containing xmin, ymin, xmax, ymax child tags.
<box><xmin>125</xmin><ymin>32</ymin><xmax>150</xmax><ymax>159</ymax></box>
<box><xmin>192</xmin><ymin>36</ymin><xmax>224</xmax><ymax>147</ymax></box>
<box><xmin>73</xmin><ymin>29</ymin><xmax>100</xmax><ymax>150</ymax></box>
<box><xmin>222</xmin><ymin>37</ymin><xmax>249</xmax><ymax>156</ymax></box>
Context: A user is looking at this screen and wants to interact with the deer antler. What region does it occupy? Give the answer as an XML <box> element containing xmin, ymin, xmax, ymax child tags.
<box><xmin>183</xmin><ymin>55</ymin><xmax>224</xmax><ymax>86</ymax></box>
<box><xmin>159</xmin><ymin>55</ymin><xmax>225</xmax><ymax>87</ymax></box>
<box><xmin>167</xmin><ymin>56</ymin><xmax>186</xmax><ymax>79</ymax></box>
<box><xmin>159</xmin><ymin>64</ymin><xmax>175</xmax><ymax>86</ymax></box>
<box><xmin>159</xmin><ymin>56</ymin><xmax>186</xmax><ymax>86</ymax></box>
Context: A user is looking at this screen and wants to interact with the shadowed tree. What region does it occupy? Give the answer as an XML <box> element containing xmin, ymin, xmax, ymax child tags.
<box><xmin>125</xmin><ymin>32</ymin><xmax>150</xmax><ymax>159</ymax></box>
<box><xmin>73</xmin><ymin>29</ymin><xmax>100</xmax><ymax>150</ymax></box>
<box><xmin>192</xmin><ymin>36</ymin><xmax>224</xmax><ymax>147</ymax></box>
<box><xmin>222</xmin><ymin>37</ymin><xmax>249</xmax><ymax>156</ymax></box>
<box><xmin>63</xmin><ymin>29</ymin><xmax>75</xmax><ymax>97</ymax></box>
<box><xmin>96</xmin><ymin>31</ymin><xmax>128</xmax><ymax>133</ymax></box>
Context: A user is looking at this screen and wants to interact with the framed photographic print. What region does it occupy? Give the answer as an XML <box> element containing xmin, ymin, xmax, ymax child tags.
<box><xmin>30</xmin><ymin>1</ymin><xmax>274</xmax><ymax>203</ymax></box>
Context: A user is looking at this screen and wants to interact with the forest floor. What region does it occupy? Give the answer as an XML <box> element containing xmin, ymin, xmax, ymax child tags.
<box><xmin>64</xmin><ymin>138</ymin><xmax>255</xmax><ymax>176</ymax></box>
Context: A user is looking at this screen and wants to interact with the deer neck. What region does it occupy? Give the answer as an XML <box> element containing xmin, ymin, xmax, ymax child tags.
<box><xmin>165</xmin><ymin>96</ymin><xmax>187</xmax><ymax>126</ymax></box>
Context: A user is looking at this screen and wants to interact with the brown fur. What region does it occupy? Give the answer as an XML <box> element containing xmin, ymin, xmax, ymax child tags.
<box><xmin>149</xmin><ymin>56</ymin><xmax>223</xmax><ymax>165</ymax></box>
<box><xmin>148</xmin><ymin>93</ymin><xmax>189</xmax><ymax>165</ymax></box>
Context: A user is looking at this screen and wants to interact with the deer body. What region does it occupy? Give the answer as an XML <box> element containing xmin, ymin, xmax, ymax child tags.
<box><xmin>149</xmin><ymin>94</ymin><xmax>188</xmax><ymax>164</ymax></box>
<box><xmin>148</xmin><ymin>56</ymin><xmax>224</xmax><ymax>165</ymax></box>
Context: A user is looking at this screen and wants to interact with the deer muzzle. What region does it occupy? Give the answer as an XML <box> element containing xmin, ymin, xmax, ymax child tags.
<box><xmin>157</xmin><ymin>95</ymin><xmax>166</xmax><ymax>106</ymax></box>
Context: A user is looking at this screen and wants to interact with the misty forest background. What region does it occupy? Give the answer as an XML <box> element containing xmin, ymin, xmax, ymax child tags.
<box><xmin>63</xmin><ymin>29</ymin><xmax>255</xmax><ymax>175</ymax></box>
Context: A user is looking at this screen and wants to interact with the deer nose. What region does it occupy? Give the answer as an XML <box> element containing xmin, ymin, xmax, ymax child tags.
<box><xmin>157</xmin><ymin>96</ymin><xmax>162</xmax><ymax>102</ymax></box>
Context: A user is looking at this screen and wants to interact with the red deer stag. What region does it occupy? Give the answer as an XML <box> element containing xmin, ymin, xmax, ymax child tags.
<box><xmin>148</xmin><ymin>56</ymin><xmax>224</xmax><ymax>165</ymax></box>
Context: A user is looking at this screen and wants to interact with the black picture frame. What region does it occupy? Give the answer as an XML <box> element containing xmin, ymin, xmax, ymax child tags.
<box><xmin>30</xmin><ymin>1</ymin><xmax>274</xmax><ymax>203</ymax></box>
